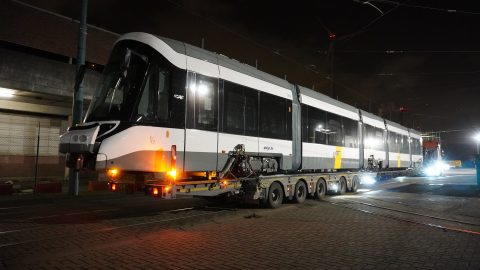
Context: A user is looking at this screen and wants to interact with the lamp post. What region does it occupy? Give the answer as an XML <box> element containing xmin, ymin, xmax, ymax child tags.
<box><xmin>69</xmin><ymin>0</ymin><xmax>88</xmax><ymax>196</ymax></box>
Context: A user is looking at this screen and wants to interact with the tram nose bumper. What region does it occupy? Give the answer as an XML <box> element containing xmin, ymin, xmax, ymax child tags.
<box><xmin>59</xmin><ymin>124</ymin><xmax>101</xmax><ymax>170</ymax></box>
<box><xmin>59</xmin><ymin>123</ymin><xmax>100</xmax><ymax>154</ymax></box>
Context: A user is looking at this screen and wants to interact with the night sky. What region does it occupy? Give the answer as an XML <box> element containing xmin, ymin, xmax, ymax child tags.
<box><xmin>20</xmin><ymin>0</ymin><xmax>480</xmax><ymax>161</ymax></box>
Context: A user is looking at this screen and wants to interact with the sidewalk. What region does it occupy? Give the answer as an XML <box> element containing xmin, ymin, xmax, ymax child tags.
<box><xmin>0</xmin><ymin>181</ymin><xmax>121</xmax><ymax>206</ymax></box>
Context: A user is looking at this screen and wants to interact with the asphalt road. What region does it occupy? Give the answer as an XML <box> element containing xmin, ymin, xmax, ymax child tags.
<box><xmin>1</xmin><ymin>168</ymin><xmax>479</xmax><ymax>269</ymax></box>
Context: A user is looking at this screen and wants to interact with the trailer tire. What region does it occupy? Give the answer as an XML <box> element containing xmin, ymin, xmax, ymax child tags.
<box><xmin>315</xmin><ymin>179</ymin><xmax>327</xmax><ymax>200</ymax></box>
<box><xmin>293</xmin><ymin>181</ymin><xmax>307</xmax><ymax>204</ymax></box>
<box><xmin>267</xmin><ymin>182</ymin><xmax>284</xmax><ymax>208</ymax></box>
<box><xmin>339</xmin><ymin>177</ymin><xmax>347</xmax><ymax>195</ymax></box>
<box><xmin>349</xmin><ymin>176</ymin><xmax>359</xmax><ymax>193</ymax></box>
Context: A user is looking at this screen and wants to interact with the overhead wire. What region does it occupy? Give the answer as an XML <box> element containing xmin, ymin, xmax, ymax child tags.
<box><xmin>335</xmin><ymin>50</ymin><xmax>480</xmax><ymax>54</ymax></box>
<box><xmin>340</xmin><ymin>0</ymin><xmax>406</xmax><ymax>42</ymax></box>
<box><xmin>164</xmin><ymin>0</ymin><xmax>374</xmax><ymax>102</ymax></box>
<box><xmin>164</xmin><ymin>0</ymin><xmax>321</xmax><ymax>76</ymax></box>
<box><xmin>368</xmin><ymin>0</ymin><xmax>480</xmax><ymax>16</ymax></box>
<box><xmin>162</xmin><ymin>1</ymin><xmax>480</xmax><ymax>106</ymax></box>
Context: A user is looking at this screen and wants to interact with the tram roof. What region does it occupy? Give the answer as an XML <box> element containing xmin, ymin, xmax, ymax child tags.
<box><xmin>297</xmin><ymin>86</ymin><xmax>359</xmax><ymax>115</ymax></box>
<box><xmin>156</xmin><ymin>35</ymin><xmax>292</xmax><ymax>91</ymax></box>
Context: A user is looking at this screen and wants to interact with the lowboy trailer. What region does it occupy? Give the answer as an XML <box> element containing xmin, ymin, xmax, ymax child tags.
<box><xmin>143</xmin><ymin>172</ymin><xmax>362</xmax><ymax>208</ymax></box>
<box><xmin>108</xmin><ymin>144</ymin><xmax>371</xmax><ymax>208</ymax></box>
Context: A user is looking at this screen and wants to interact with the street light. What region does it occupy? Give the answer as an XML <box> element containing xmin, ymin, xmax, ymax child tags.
<box><xmin>474</xmin><ymin>133</ymin><xmax>480</xmax><ymax>154</ymax></box>
<box><xmin>0</xmin><ymin>87</ymin><xmax>15</xmax><ymax>98</ymax></box>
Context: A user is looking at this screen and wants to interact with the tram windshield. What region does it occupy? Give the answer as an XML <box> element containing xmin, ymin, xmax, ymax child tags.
<box><xmin>85</xmin><ymin>43</ymin><xmax>149</xmax><ymax>122</ymax></box>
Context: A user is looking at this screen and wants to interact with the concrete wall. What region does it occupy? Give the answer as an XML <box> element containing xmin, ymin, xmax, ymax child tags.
<box><xmin>0</xmin><ymin>0</ymin><xmax>117</xmax><ymax>98</ymax></box>
<box><xmin>0</xmin><ymin>47</ymin><xmax>101</xmax><ymax>99</ymax></box>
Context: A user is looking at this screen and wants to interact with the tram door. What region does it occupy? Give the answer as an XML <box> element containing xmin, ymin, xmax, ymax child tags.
<box><xmin>184</xmin><ymin>71</ymin><xmax>219</xmax><ymax>172</ymax></box>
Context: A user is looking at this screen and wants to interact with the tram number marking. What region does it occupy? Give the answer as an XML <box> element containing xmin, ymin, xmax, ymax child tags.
<box><xmin>263</xmin><ymin>146</ymin><xmax>274</xmax><ymax>151</ymax></box>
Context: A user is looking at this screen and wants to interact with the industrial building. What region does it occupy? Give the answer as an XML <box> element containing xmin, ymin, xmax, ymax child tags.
<box><xmin>0</xmin><ymin>1</ymin><xmax>116</xmax><ymax>182</ymax></box>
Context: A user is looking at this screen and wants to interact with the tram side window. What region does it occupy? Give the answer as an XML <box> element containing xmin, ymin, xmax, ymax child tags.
<box><xmin>135</xmin><ymin>67</ymin><xmax>155</xmax><ymax>122</ymax></box>
<box><xmin>376</xmin><ymin>128</ymin><xmax>385</xmax><ymax>151</ymax></box>
<box><xmin>170</xmin><ymin>69</ymin><xmax>186</xmax><ymax>129</ymax></box>
<box><xmin>223</xmin><ymin>81</ymin><xmax>244</xmax><ymax>135</ymax></box>
<box><xmin>193</xmin><ymin>74</ymin><xmax>218</xmax><ymax>131</ymax></box>
<box><xmin>135</xmin><ymin>65</ymin><xmax>169</xmax><ymax>125</ymax></box>
<box><xmin>244</xmin><ymin>87</ymin><xmax>258</xmax><ymax>136</ymax></box>
<box><xmin>326</xmin><ymin>112</ymin><xmax>344</xmax><ymax>146</ymax></box>
<box><xmin>410</xmin><ymin>138</ymin><xmax>416</xmax><ymax>155</ymax></box>
<box><xmin>412</xmin><ymin>138</ymin><xmax>421</xmax><ymax>155</ymax></box>
<box><xmin>402</xmin><ymin>135</ymin><xmax>410</xmax><ymax>154</ymax></box>
<box><xmin>222</xmin><ymin>81</ymin><xmax>258</xmax><ymax>136</ymax></box>
<box><xmin>365</xmin><ymin>125</ymin><xmax>384</xmax><ymax>150</ymax></box>
<box><xmin>301</xmin><ymin>105</ymin><xmax>308</xmax><ymax>142</ymax></box>
<box><xmin>365</xmin><ymin>125</ymin><xmax>375</xmax><ymax>149</ymax></box>
<box><xmin>343</xmin><ymin>117</ymin><xmax>358</xmax><ymax>148</ymax></box>
<box><xmin>388</xmin><ymin>131</ymin><xmax>398</xmax><ymax>153</ymax></box>
<box><xmin>398</xmin><ymin>134</ymin><xmax>405</xmax><ymax>153</ymax></box>
<box><xmin>260</xmin><ymin>92</ymin><xmax>286</xmax><ymax>140</ymax></box>
<box><xmin>157</xmin><ymin>69</ymin><xmax>169</xmax><ymax>123</ymax></box>
<box><xmin>398</xmin><ymin>134</ymin><xmax>404</xmax><ymax>152</ymax></box>
<box><xmin>388</xmin><ymin>131</ymin><xmax>394</xmax><ymax>152</ymax></box>
<box><xmin>286</xmin><ymin>100</ymin><xmax>292</xmax><ymax>140</ymax></box>
<box><xmin>306</xmin><ymin>106</ymin><xmax>327</xmax><ymax>144</ymax></box>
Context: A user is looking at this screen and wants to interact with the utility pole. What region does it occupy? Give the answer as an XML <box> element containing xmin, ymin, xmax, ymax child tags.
<box><xmin>69</xmin><ymin>0</ymin><xmax>88</xmax><ymax>196</ymax></box>
<box><xmin>399</xmin><ymin>106</ymin><xmax>406</xmax><ymax>126</ymax></box>
<box><xmin>327</xmin><ymin>33</ymin><xmax>336</xmax><ymax>98</ymax></box>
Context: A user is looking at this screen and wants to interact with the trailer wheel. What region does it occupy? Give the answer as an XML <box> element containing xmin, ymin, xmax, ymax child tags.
<box><xmin>314</xmin><ymin>179</ymin><xmax>327</xmax><ymax>200</ymax></box>
<box><xmin>349</xmin><ymin>176</ymin><xmax>359</xmax><ymax>193</ymax></box>
<box><xmin>267</xmin><ymin>182</ymin><xmax>284</xmax><ymax>208</ymax></box>
<box><xmin>339</xmin><ymin>177</ymin><xmax>347</xmax><ymax>195</ymax></box>
<box><xmin>293</xmin><ymin>181</ymin><xmax>307</xmax><ymax>203</ymax></box>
